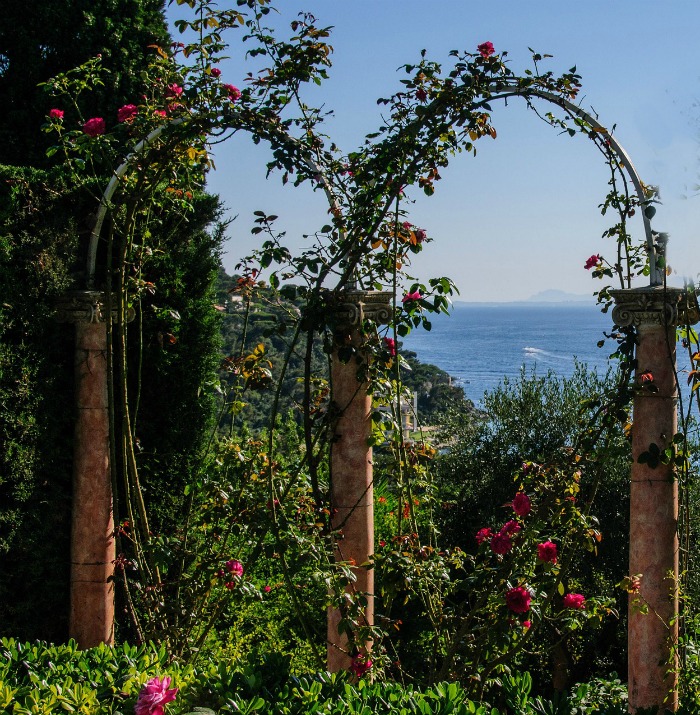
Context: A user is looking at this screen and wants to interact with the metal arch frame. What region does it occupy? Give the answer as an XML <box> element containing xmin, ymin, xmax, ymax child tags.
<box><xmin>85</xmin><ymin>114</ymin><xmax>342</xmax><ymax>289</ymax></box>
<box><xmin>474</xmin><ymin>85</ymin><xmax>661</xmax><ymax>286</ymax></box>
<box><xmin>87</xmin><ymin>87</ymin><xmax>662</xmax><ymax>289</ymax></box>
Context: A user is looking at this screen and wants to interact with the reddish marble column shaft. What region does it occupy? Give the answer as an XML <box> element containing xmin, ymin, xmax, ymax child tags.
<box><xmin>327</xmin><ymin>347</ymin><xmax>374</xmax><ymax>672</ymax></box>
<box><xmin>69</xmin><ymin>320</ymin><xmax>115</xmax><ymax>647</ymax></box>
<box><xmin>629</xmin><ymin>321</ymin><xmax>678</xmax><ymax>713</ymax></box>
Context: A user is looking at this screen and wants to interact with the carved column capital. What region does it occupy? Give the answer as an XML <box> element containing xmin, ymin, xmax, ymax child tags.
<box><xmin>333</xmin><ymin>290</ymin><xmax>393</xmax><ymax>328</ymax></box>
<box><xmin>55</xmin><ymin>290</ymin><xmax>126</xmax><ymax>324</ymax></box>
<box><xmin>608</xmin><ymin>286</ymin><xmax>699</xmax><ymax>329</ymax></box>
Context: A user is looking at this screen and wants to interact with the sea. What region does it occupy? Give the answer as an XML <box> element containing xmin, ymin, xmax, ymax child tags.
<box><xmin>401</xmin><ymin>303</ymin><xmax>616</xmax><ymax>406</ymax></box>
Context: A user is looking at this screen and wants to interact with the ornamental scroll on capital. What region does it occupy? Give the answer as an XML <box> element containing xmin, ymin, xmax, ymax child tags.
<box><xmin>55</xmin><ymin>290</ymin><xmax>125</xmax><ymax>324</ymax></box>
<box><xmin>608</xmin><ymin>286</ymin><xmax>700</xmax><ymax>329</ymax></box>
<box><xmin>333</xmin><ymin>290</ymin><xmax>394</xmax><ymax>328</ymax></box>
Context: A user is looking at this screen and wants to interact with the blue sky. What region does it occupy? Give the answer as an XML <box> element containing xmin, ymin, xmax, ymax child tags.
<box><xmin>167</xmin><ymin>1</ymin><xmax>700</xmax><ymax>301</ymax></box>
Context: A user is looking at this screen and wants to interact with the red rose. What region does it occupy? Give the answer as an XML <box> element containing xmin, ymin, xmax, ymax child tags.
<box><xmin>415</xmin><ymin>87</ymin><xmax>427</xmax><ymax>102</ymax></box>
<box><xmin>82</xmin><ymin>117</ymin><xmax>105</xmax><ymax>137</ymax></box>
<box><xmin>537</xmin><ymin>541</ymin><xmax>558</xmax><ymax>564</ymax></box>
<box><xmin>210</xmin><ymin>67</ymin><xmax>221</xmax><ymax>77</ymax></box>
<box><xmin>490</xmin><ymin>531</ymin><xmax>512</xmax><ymax>555</ymax></box>
<box><xmin>475</xmin><ymin>527</ymin><xmax>492</xmax><ymax>545</ymax></box>
<box><xmin>117</xmin><ymin>104</ymin><xmax>138</xmax><ymax>123</ymax></box>
<box><xmin>506</xmin><ymin>586</ymin><xmax>531</xmax><ymax>614</ymax></box>
<box><xmin>512</xmin><ymin>492</ymin><xmax>531</xmax><ymax>517</ymax></box>
<box><xmin>477</xmin><ymin>41</ymin><xmax>495</xmax><ymax>58</ymax></box>
<box><xmin>49</xmin><ymin>108</ymin><xmax>64</xmax><ymax>120</ymax></box>
<box><xmin>383</xmin><ymin>336</ymin><xmax>397</xmax><ymax>356</ymax></box>
<box><xmin>350</xmin><ymin>655</ymin><xmax>372</xmax><ymax>678</ymax></box>
<box><xmin>563</xmin><ymin>592</ymin><xmax>585</xmax><ymax>609</ymax></box>
<box><xmin>584</xmin><ymin>254</ymin><xmax>602</xmax><ymax>270</ymax></box>
<box><xmin>223</xmin><ymin>83</ymin><xmax>241</xmax><ymax>101</ymax></box>
<box><xmin>501</xmin><ymin>519</ymin><xmax>521</xmax><ymax>536</ymax></box>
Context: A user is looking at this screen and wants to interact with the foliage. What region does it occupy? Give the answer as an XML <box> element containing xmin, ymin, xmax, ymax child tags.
<box><xmin>0</xmin><ymin>164</ymin><xmax>88</xmax><ymax>640</ymax></box>
<box><xmin>0</xmin><ymin>638</ymin><xmax>651</xmax><ymax>715</ymax></box>
<box><xmin>432</xmin><ymin>365</ymin><xmax>631</xmax><ymax>685</ymax></box>
<box><xmin>0</xmin><ymin>0</ymin><xmax>226</xmax><ymax>643</ymax></box>
<box><xmin>10</xmin><ymin>0</ymin><xmax>700</xmax><ymax>705</ymax></box>
<box><xmin>0</xmin><ymin>0</ymin><xmax>170</xmax><ymax>167</ymax></box>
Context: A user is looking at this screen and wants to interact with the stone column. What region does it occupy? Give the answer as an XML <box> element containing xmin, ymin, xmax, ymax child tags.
<box><xmin>56</xmin><ymin>291</ymin><xmax>116</xmax><ymax>648</ymax></box>
<box><xmin>327</xmin><ymin>290</ymin><xmax>392</xmax><ymax>672</ymax></box>
<box><xmin>610</xmin><ymin>286</ymin><xmax>699</xmax><ymax>713</ymax></box>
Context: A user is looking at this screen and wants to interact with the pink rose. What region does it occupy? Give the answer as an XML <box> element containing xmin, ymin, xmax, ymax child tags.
<box><xmin>490</xmin><ymin>531</ymin><xmax>512</xmax><ymax>555</ymax></box>
<box><xmin>226</xmin><ymin>559</ymin><xmax>244</xmax><ymax>577</ymax></box>
<box><xmin>210</xmin><ymin>68</ymin><xmax>221</xmax><ymax>77</ymax></box>
<box><xmin>134</xmin><ymin>676</ymin><xmax>178</xmax><ymax>715</ymax></box>
<box><xmin>401</xmin><ymin>290</ymin><xmax>422</xmax><ymax>304</ymax></box>
<box><xmin>350</xmin><ymin>654</ymin><xmax>372</xmax><ymax>678</ymax></box>
<box><xmin>82</xmin><ymin>117</ymin><xmax>105</xmax><ymax>137</ymax></box>
<box><xmin>117</xmin><ymin>104</ymin><xmax>138</xmax><ymax>122</ymax></box>
<box><xmin>383</xmin><ymin>336</ymin><xmax>397</xmax><ymax>356</ymax></box>
<box><xmin>475</xmin><ymin>527</ymin><xmax>492</xmax><ymax>545</ymax></box>
<box><xmin>478</xmin><ymin>41</ymin><xmax>495</xmax><ymax>58</ymax></box>
<box><xmin>562</xmin><ymin>592</ymin><xmax>586</xmax><ymax>609</ymax></box>
<box><xmin>49</xmin><ymin>108</ymin><xmax>64</xmax><ymax>120</ymax></box>
<box><xmin>263</xmin><ymin>585</ymin><xmax>271</xmax><ymax>593</ymax></box>
<box><xmin>505</xmin><ymin>586</ymin><xmax>531</xmax><ymax>614</ymax></box>
<box><xmin>223</xmin><ymin>83</ymin><xmax>241</xmax><ymax>101</ymax></box>
<box><xmin>512</xmin><ymin>492</ymin><xmax>531</xmax><ymax>517</ymax></box>
<box><xmin>415</xmin><ymin>228</ymin><xmax>427</xmax><ymax>243</ymax></box>
<box><xmin>537</xmin><ymin>541</ymin><xmax>558</xmax><ymax>564</ymax></box>
<box><xmin>154</xmin><ymin>110</ymin><xmax>167</xmax><ymax>118</ymax></box>
<box><xmin>165</xmin><ymin>84</ymin><xmax>183</xmax><ymax>98</ymax></box>
<box><xmin>523</xmin><ymin>620</ymin><xmax>531</xmax><ymax>630</ymax></box>
<box><xmin>584</xmin><ymin>254</ymin><xmax>602</xmax><ymax>270</ymax></box>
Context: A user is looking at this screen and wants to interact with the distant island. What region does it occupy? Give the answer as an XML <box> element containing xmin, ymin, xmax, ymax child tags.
<box><xmin>524</xmin><ymin>289</ymin><xmax>594</xmax><ymax>304</ymax></box>
<box><xmin>454</xmin><ymin>289</ymin><xmax>595</xmax><ymax>307</ymax></box>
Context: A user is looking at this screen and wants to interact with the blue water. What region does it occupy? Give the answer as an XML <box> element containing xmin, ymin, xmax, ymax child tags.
<box><xmin>401</xmin><ymin>303</ymin><xmax>614</xmax><ymax>405</ymax></box>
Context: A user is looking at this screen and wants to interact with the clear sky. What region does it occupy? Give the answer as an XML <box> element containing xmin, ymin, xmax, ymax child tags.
<box><xmin>167</xmin><ymin>1</ymin><xmax>700</xmax><ymax>302</ymax></box>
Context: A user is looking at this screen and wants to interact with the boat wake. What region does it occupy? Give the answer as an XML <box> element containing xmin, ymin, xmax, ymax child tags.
<box><xmin>522</xmin><ymin>346</ymin><xmax>573</xmax><ymax>363</ymax></box>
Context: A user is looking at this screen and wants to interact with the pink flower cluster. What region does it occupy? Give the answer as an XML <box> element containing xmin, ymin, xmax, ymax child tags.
<box><xmin>475</xmin><ymin>493</ymin><xmax>532</xmax><ymax>556</ymax></box>
<box><xmin>223</xmin><ymin>83</ymin><xmax>241</xmax><ymax>101</ymax></box>
<box><xmin>402</xmin><ymin>290</ymin><xmax>422</xmax><ymax>304</ymax></box>
<box><xmin>118</xmin><ymin>104</ymin><xmax>138</xmax><ymax>123</ymax></box>
<box><xmin>135</xmin><ymin>676</ymin><xmax>178</xmax><ymax>715</ymax></box>
<box><xmin>350</xmin><ymin>654</ymin><xmax>373</xmax><ymax>678</ymax></box>
<box><xmin>165</xmin><ymin>83</ymin><xmax>183</xmax><ymax>99</ymax></box>
<box><xmin>226</xmin><ymin>559</ymin><xmax>244</xmax><ymax>577</ymax></box>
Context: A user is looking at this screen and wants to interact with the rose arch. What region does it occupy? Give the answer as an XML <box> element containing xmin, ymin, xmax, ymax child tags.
<box><xmin>53</xmin><ymin>26</ymin><xmax>699</xmax><ymax>713</ymax></box>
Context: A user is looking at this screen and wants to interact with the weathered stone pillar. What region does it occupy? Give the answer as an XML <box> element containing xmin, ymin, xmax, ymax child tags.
<box><xmin>610</xmin><ymin>286</ymin><xmax>699</xmax><ymax>713</ymax></box>
<box><xmin>327</xmin><ymin>290</ymin><xmax>392</xmax><ymax>672</ymax></box>
<box><xmin>56</xmin><ymin>291</ymin><xmax>116</xmax><ymax>648</ymax></box>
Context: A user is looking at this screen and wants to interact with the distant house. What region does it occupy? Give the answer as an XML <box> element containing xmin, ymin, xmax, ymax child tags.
<box><xmin>226</xmin><ymin>294</ymin><xmax>245</xmax><ymax>312</ymax></box>
<box><xmin>378</xmin><ymin>391</ymin><xmax>418</xmax><ymax>438</ymax></box>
